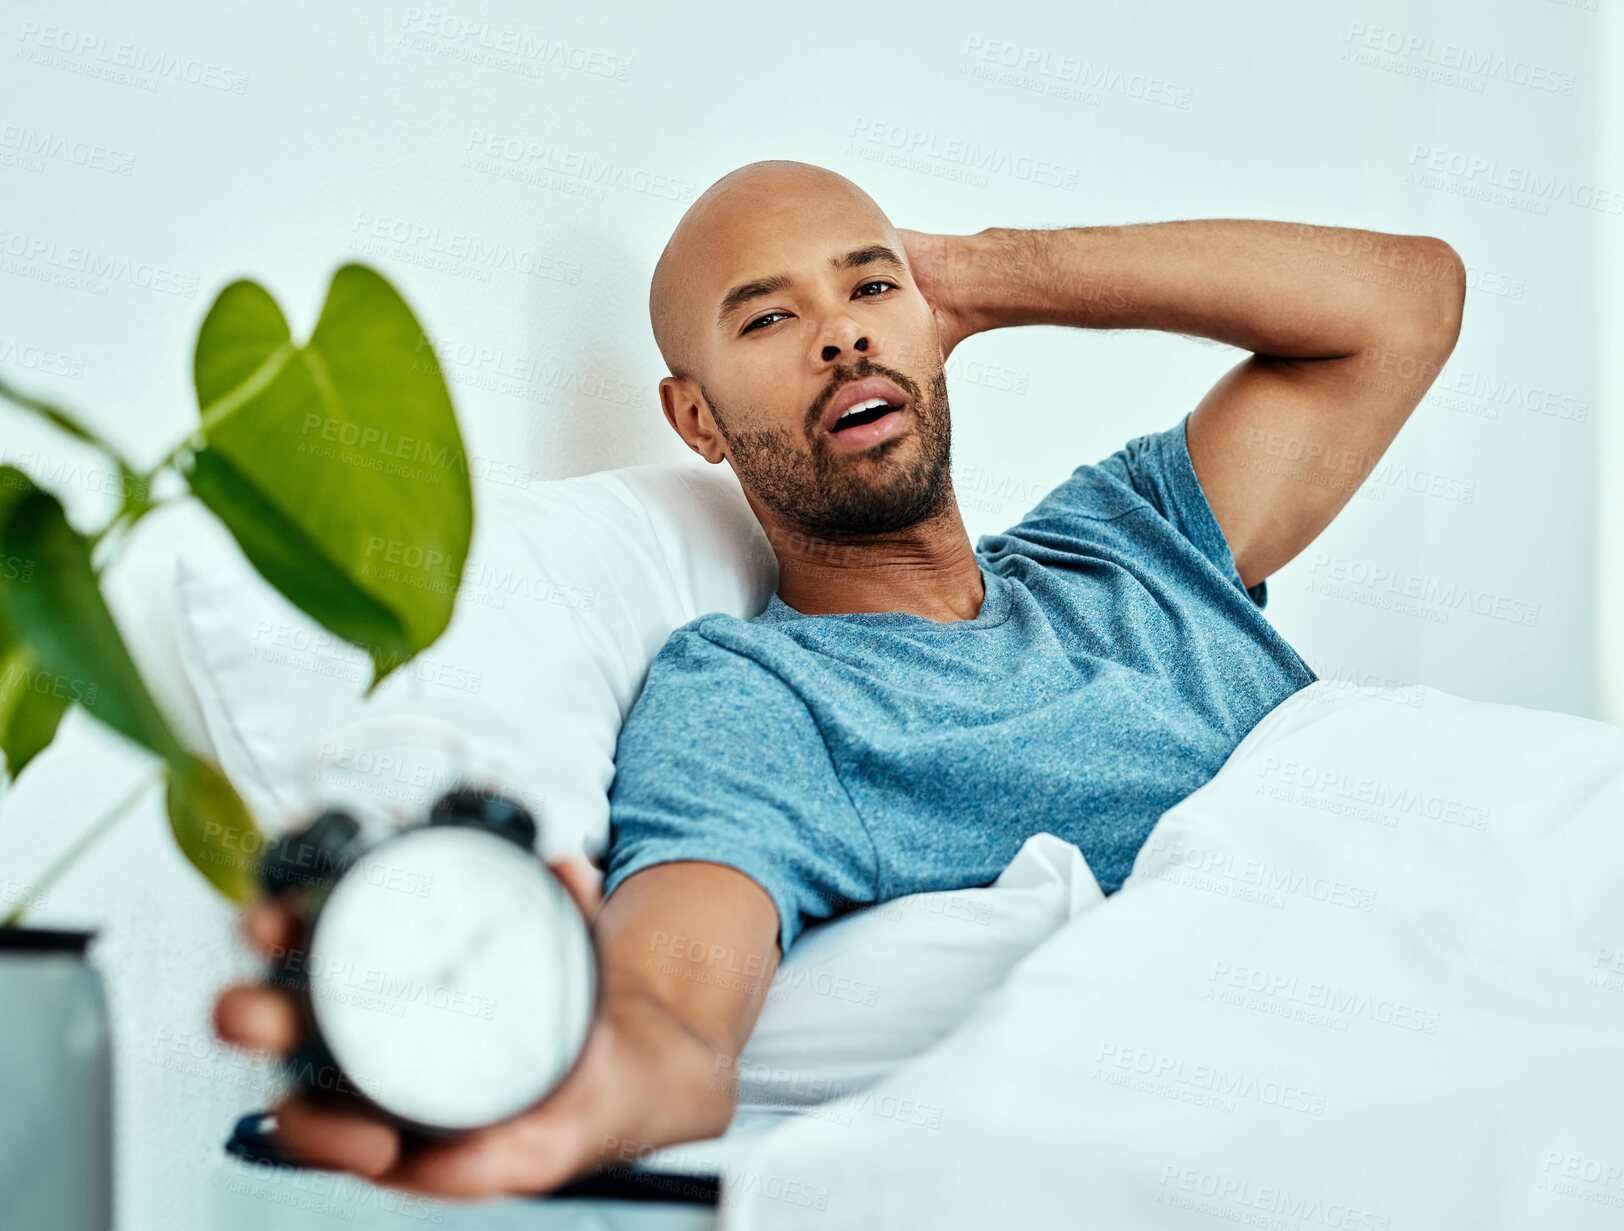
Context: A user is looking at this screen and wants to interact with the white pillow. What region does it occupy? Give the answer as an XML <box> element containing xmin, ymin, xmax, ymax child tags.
<box><xmin>731</xmin><ymin>832</ymin><xmax>1104</xmax><ymax>1114</ymax></box>
<box><xmin>171</xmin><ymin>463</ymin><xmax>777</xmax><ymax>860</ymax></box>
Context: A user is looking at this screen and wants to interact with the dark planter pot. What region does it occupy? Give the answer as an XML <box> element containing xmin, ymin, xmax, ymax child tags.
<box><xmin>0</xmin><ymin>928</ymin><xmax>113</xmax><ymax>1230</ymax></box>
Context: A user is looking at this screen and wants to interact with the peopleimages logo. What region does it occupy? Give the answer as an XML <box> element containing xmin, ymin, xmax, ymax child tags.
<box><xmin>1095</xmin><ymin>1042</ymin><xmax>1329</xmax><ymax>1116</ymax></box>
<box><xmin>0</xmin><ymin>124</ymin><xmax>135</xmax><ymax>175</ymax></box>
<box><xmin>958</xmin><ymin>36</ymin><xmax>1194</xmax><ymax>109</ymax></box>
<box><xmin>0</xmin><ymin>230</ymin><xmax>199</xmax><ymax>298</ymax></box>
<box><xmin>462</xmin><ymin>131</ymin><xmax>696</xmax><ymax>201</ymax></box>
<box><xmin>0</xmin><ymin>338</ymin><xmax>85</xmax><ymax>379</ymax></box>
<box><xmin>1407</xmin><ymin>145</ymin><xmax>1624</xmax><ymax>215</ymax></box>
<box><xmin>399</xmin><ymin>9</ymin><xmax>632</xmax><ymax>81</ymax></box>
<box><xmin>1209</xmin><ymin>960</ymin><xmax>1443</xmax><ymax>1035</ymax></box>
<box><xmin>353</xmin><ymin>211</ymin><xmax>583</xmax><ymax>284</ymax></box>
<box><xmin>1258</xmin><ymin>757</ymin><xmax>1491</xmax><ymax>831</ymax></box>
<box><xmin>848</xmin><ymin>118</ymin><xmax>1081</xmax><ymax>190</ymax></box>
<box><xmin>16</xmin><ymin>22</ymin><xmax>250</xmax><ymax>94</ymax></box>
<box><xmin>1158</xmin><ymin>1166</ymin><xmax>1394</xmax><ymax>1231</ymax></box>
<box><xmin>1429</xmin><ymin>368</ymin><xmax>1590</xmax><ymax>424</ymax></box>
<box><xmin>1343</xmin><ymin>23</ymin><xmax>1578</xmax><ymax>95</ymax></box>
<box><xmin>1143</xmin><ymin>834</ymin><xmax>1380</xmax><ymax>912</ymax></box>
<box><xmin>1306</xmin><ymin>552</ymin><xmax>1540</xmax><ymax>628</ymax></box>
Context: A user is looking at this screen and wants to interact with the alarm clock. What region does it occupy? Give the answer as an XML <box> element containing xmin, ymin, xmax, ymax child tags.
<box><xmin>258</xmin><ymin>786</ymin><xmax>597</xmax><ymax>1134</ymax></box>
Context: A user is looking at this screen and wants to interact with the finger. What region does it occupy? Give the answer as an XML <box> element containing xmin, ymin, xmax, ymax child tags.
<box><xmin>385</xmin><ymin>1019</ymin><xmax>633</xmax><ymax>1198</ymax></box>
<box><xmin>240</xmin><ymin>900</ymin><xmax>300</xmax><ymax>956</ymax></box>
<box><xmin>381</xmin><ymin>1107</ymin><xmax>588</xmax><ymax>1198</ymax></box>
<box><xmin>213</xmin><ymin>983</ymin><xmax>301</xmax><ymax>1055</ymax></box>
<box><xmin>273</xmin><ymin>1096</ymin><xmax>402</xmax><ymax>1179</ymax></box>
<box><xmin>548</xmin><ymin>855</ymin><xmax>603</xmax><ymax>918</ymax></box>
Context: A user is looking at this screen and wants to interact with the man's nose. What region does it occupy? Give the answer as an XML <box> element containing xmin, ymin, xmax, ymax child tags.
<box><xmin>820</xmin><ymin>335</ymin><xmax>869</xmax><ymax>363</ymax></box>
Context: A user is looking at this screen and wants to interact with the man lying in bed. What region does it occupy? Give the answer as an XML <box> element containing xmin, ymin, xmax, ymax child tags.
<box><xmin>213</xmin><ymin>160</ymin><xmax>1464</xmax><ymax>1196</ymax></box>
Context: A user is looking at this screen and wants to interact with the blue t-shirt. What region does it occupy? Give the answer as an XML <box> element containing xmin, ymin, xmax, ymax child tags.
<box><xmin>603</xmin><ymin>414</ymin><xmax>1316</xmax><ymax>953</ymax></box>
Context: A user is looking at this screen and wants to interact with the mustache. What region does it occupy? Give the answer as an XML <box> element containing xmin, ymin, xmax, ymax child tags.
<box><xmin>807</xmin><ymin>361</ymin><xmax>921</xmax><ymax>433</ymax></box>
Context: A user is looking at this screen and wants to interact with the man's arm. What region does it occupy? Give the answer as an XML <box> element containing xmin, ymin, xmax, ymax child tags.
<box><xmin>901</xmin><ymin>220</ymin><xmax>1466</xmax><ymax>588</ymax></box>
<box><xmin>214</xmin><ymin>860</ymin><xmax>780</xmax><ymax>1197</ymax></box>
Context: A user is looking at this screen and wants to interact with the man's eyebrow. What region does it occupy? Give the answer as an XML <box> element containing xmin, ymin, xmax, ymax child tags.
<box><xmin>834</xmin><ymin>244</ymin><xmax>906</xmax><ymax>275</ymax></box>
<box><xmin>716</xmin><ymin>245</ymin><xmax>907</xmax><ymax>328</ymax></box>
<box><xmin>715</xmin><ymin>273</ymin><xmax>793</xmax><ymax>329</ymax></box>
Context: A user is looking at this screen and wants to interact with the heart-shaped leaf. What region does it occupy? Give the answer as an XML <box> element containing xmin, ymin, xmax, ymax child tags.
<box><xmin>189</xmin><ymin>266</ymin><xmax>474</xmax><ymax>688</ymax></box>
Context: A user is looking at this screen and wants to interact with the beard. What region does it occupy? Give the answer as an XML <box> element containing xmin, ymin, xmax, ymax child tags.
<box><xmin>702</xmin><ymin>360</ymin><xmax>954</xmax><ymax>541</ymax></box>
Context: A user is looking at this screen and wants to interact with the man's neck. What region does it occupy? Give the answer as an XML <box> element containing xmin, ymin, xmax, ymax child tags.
<box><xmin>764</xmin><ymin>500</ymin><xmax>986</xmax><ymax>622</ymax></box>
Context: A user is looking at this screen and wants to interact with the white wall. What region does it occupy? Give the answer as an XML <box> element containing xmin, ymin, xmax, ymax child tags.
<box><xmin>0</xmin><ymin>2</ymin><xmax>1615</xmax><ymax>1229</ymax></box>
<box><xmin>1599</xmin><ymin>0</ymin><xmax>1624</xmax><ymax>724</ymax></box>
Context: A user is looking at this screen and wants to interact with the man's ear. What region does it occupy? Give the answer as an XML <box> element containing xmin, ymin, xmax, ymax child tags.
<box><xmin>659</xmin><ymin>376</ymin><xmax>726</xmax><ymax>464</ymax></box>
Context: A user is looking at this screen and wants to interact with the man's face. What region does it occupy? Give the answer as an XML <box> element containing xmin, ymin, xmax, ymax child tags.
<box><xmin>683</xmin><ymin>190</ymin><xmax>953</xmax><ymax>541</ymax></box>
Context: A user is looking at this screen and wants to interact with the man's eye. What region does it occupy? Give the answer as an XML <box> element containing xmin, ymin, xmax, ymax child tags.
<box><xmin>742</xmin><ymin>282</ymin><xmax>893</xmax><ymax>334</ymax></box>
<box><xmin>742</xmin><ymin>311</ymin><xmax>789</xmax><ymax>334</ymax></box>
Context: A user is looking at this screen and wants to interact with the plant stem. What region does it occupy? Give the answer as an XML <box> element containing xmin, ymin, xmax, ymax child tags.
<box><xmin>136</xmin><ymin>436</ymin><xmax>196</xmax><ymax>491</ymax></box>
<box><xmin>87</xmin><ymin>511</ymin><xmax>131</xmax><ymax>559</ymax></box>
<box><xmin>0</xmin><ymin>376</ymin><xmax>139</xmax><ymax>474</ymax></box>
<box><xmin>2</xmin><ymin>771</ymin><xmax>160</xmax><ymax>926</ymax></box>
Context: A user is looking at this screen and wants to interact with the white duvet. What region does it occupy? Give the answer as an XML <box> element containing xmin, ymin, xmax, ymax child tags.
<box><xmin>721</xmin><ymin>681</ymin><xmax>1624</xmax><ymax>1229</ymax></box>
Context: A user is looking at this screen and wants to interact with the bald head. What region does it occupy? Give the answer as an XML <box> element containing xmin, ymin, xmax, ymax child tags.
<box><xmin>648</xmin><ymin>160</ymin><xmax>900</xmax><ymax>380</ymax></box>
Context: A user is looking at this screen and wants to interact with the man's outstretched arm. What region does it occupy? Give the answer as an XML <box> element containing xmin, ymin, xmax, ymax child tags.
<box><xmin>901</xmin><ymin>220</ymin><xmax>1467</xmax><ymax>589</ymax></box>
<box><xmin>214</xmin><ymin>860</ymin><xmax>781</xmax><ymax>1197</ymax></box>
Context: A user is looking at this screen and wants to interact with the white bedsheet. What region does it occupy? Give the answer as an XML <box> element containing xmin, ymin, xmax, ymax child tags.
<box><xmin>722</xmin><ymin>681</ymin><xmax>1624</xmax><ymax>1229</ymax></box>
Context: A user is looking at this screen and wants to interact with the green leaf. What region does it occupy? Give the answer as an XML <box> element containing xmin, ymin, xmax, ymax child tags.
<box><xmin>0</xmin><ymin>467</ymin><xmax>32</xmax><ymax>524</ymax></box>
<box><xmin>166</xmin><ymin>758</ymin><xmax>261</xmax><ymax>903</ymax></box>
<box><xmin>186</xmin><ymin>450</ymin><xmax>413</xmax><ymax>665</ymax></box>
<box><xmin>194</xmin><ymin>280</ymin><xmax>295</xmax><ymax>417</ymax></box>
<box><xmin>0</xmin><ymin>641</ymin><xmax>69</xmax><ymax>781</ymax></box>
<box><xmin>188</xmin><ymin>265</ymin><xmax>474</xmax><ymax>688</ymax></box>
<box><xmin>0</xmin><ymin>472</ymin><xmax>186</xmax><ymax>768</ymax></box>
<box><xmin>0</xmin><ymin>467</ymin><xmax>265</xmax><ymax>900</ymax></box>
<box><xmin>116</xmin><ymin>462</ymin><xmax>154</xmax><ymax>525</ymax></box>
<box><xmin>0</xmin><ymin>467</ymin><xmax>68</xmax><ymax>779</ymax></box>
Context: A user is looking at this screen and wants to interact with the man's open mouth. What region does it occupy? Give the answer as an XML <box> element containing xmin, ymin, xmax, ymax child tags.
<box><xmin>831</xmin><ymin>397</ymin><xmax>902</xmax><ymax>433</ymax></box>
<box><xmin>821</xmin><ymin>376</ymin><xmax>912</xmax><ymax>448</ymax></box>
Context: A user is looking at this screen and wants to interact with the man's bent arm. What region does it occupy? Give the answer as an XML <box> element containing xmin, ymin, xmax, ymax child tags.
<box><xmin>934</xmin><ymin>220</ymin><xmax>1467</xmax><ymax>588</ymax></box>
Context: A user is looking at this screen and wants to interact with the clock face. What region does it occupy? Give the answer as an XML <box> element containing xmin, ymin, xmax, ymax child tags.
<box><xmin>307</xmin><ymin>827</ymin><xmax>595</xmax><ymax>1130</ymax></box>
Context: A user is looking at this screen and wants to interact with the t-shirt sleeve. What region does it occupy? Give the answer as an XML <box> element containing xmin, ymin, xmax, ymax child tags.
<box><xmin>1063</xmin><ymin>412</ymin><xmax>1267</xmax><ymax>609</ymax></box>
<box><xmin>601</xmin><ymin>626</ymin><xmax>878</xmax><ymax>955</ymax></box>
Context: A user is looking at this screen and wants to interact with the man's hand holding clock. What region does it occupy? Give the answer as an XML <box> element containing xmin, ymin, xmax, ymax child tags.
<box><xmin>213</xmin><ymin>826</ymin><xmax>785</xmax><ymax>1198</ymax></box>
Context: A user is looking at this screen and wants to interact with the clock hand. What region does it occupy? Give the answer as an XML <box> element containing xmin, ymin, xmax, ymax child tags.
<box><xmin>431</xmin><ymin>918</ymin><xmax>500</xmax><ymax>992</ymax></box>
